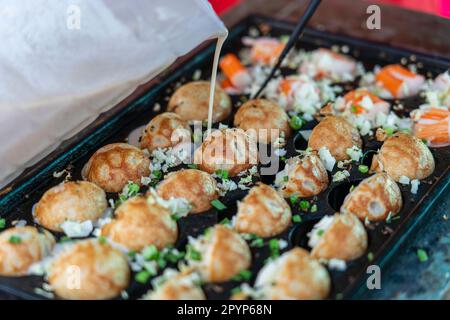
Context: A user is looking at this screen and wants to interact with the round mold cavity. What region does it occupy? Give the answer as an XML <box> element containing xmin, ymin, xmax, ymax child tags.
<box><xmin>327</xmin><ymin>179</ymin><xmax>362</xmax><ymax>212</ymax></box>
<box><xmin>293</xmin><ymin>132</ymin><xmax>308</xmax><ymax>151</ymax></box>
<box><xmin>216</xmin><ymin>190</ymin><xmax>248</xmax><ymax>223</ymax></box>
<box><xmin>361</xmin><ymin>147</ymin><xmax>380</xmax><ymax>167</ymax></box>
<box><xmin>288</xmin><ymin>218</ymin><xmax>321</xmax><ymax>250</ymax></box>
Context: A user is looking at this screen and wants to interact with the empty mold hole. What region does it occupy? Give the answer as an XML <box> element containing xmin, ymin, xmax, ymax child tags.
<box><xmin>293</xmin><ymin>132</ymin><xmax>309</xmax><ymax>151</ymax></box>
<box><xmin>361</xmin><ymin>144</ymin><xmax>382</xmax><ymax>167</ymax></box>
<box><xmin>216</xmin><ymin>190</ymin><xmax>248</xmax><ymax>223</ymax></box>
<box><xmin>289</xmin><ymin>218</ymin><xmax>321</xmax><ymax>250</ymax></box>
<box><xmin>327</xmin><ymin>179</ymin><xmax>362</xmax><ymax>212</ymax></box>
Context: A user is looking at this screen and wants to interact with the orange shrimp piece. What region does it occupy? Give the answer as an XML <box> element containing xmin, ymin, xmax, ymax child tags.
<box><xmin>344</xmin><ymin>89</ymin><xmax>385</xmax><ymax>114</ymax></box>
<box><xmin>375</xmin><ymin>64</ymin><xmax>416</xmax><ymax>98</ymax></box>
<box><xmin>251</xmin><ymin>41</ymin><xmax>285</xmax><ymax>65</ymax></box>
<box><xmin>279</xmin><ymin>78</ymin><xmax>297</xmax><ymax>96</ymax></box>
<box><xmin>219</xmin><ymin>54</ymin><xmax>247</xmax><ymax>81</ymax></box>
<box><xmin>414</xmin><ymin>108</ymin><xmax>450</xmax><ymax>143</ymax></box>
<box><xmin>220</xmin><ymin>78</ymin><xmax>233</xmax><ymax>90</ymax></box>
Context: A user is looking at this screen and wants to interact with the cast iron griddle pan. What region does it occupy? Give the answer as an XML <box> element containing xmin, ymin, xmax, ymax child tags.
<box><xmin>0</xmin><ymin>15</ymin><xmax>449</xmax><ymax>300</ymax></box>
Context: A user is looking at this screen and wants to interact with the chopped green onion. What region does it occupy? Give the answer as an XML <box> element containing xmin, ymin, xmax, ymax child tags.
<box><xmin>142</xmin><ymin>245</ymin><xmax>159</xmax><ymax>261</ymax></box>
<box><xmin>310</xmin><ymin>204</ymin><xmax>318</xmax><ymax>213</ymax></box>
<box><xmin>292</xmin><ymin>215</ymin><xmax>302</xmax><ymax>223</ymax></box>
<box><xmin>280</xmin><ymin>35</ymin><xmax>289</xmax><ymax>44</ymax></box>
<box><xmin>417</xmin><ymin>249</ymin><xmax>428</xmax><ymax>262</ymax></box>
<box><xmin>128</xmin><ymin>250</ymin><xmax>137</xmax><ymax>258</ymax></box>
<box><xmin>384</xmin><ymin>127</ymin><xmax>395</xmax><ymax>136</ymax></box>
<box><xmin>358</xmin><ymin>165</ymin><xmax>369</xmax><ymax>173</ymax></box>
<box><xmin>219</xmin><ymin>217</ymin><xmax>231</xmax><ymax>225</ymax></box>
<box><xmin>367</xmin><ymin>252</ymin><xmax>374</xmax><ymax>262</ymax></box>
<box><xmin>152</xmin><ymin>170</ymin><xmax>163</xmax><ymax>180</ymax></box>
<box><xmin>232</xmin><ymin>270</ymin><xmax>253</xmax><ymax>282</ymax></box>
<box><xmin>211</xmin><ymin>199</ymin><xmax>227</xmax><ymax>211</ymax></box>
<box><xmin>163</xmin><ymin>249</ymin><xmax>185</xmax><ymax>264</ymax></box>
<box><xmin>59</xmin><ymin>236</ymin><xmax>72</xmax><ymax>243</ymax></box>
<box><xmin>157</xmin><ymin>259</ymin><xmax>167</xmax><ymax>269</ymax></box>
<box><xmin>240</xmin><ymin>96</ymin><xmax>248</xmax><ymax>103</ymax></box>
<box><xmin>317</xmin><ymin>229</ymin><xmax>324</xmax><ymax>237</ymax></box>
<box><xmin>128</xmin><ymin>182</ymin><xmax>140</xmax><ymax>196</ymax></box>
<box><xmin>231</xmin><ymin>286</ymin><xmax>242</xmax><ymax>296</ymax></box>
<box><xmin>350</xmin><ymin>104</ymin><xmax>358</xmax><ymax>113</ymax></box>
<box><xmin>289</xmin><ymin>194</ymin><xmax>299</xmax><ymax>205</ymax></box>
<box><xmin>0</xmin><ymin>218</ymin><xmax>6</xmax><ymax>229</ymax></box>
<box><xmin>299</xmin><ymin>200</ymin><xmax>310</xmax><ymax>211</ymax></box>
<box><xmin>98</xmin><ymin>236</ymin><xmax>108</xmax><ymax>244</ymax></box>
<box><xmin>186</xmin><ymin>244</ymin><xmax>202</xmax><ymax>261</ymax></box>
<box><xmin>135</xmin><ymin>271</ymin><xmax>151</xmax><ymax>284</ymax></box>
<box><xmin>250</xmin><ymin>237</ymin><xmax>264</xmax><ymax>248</ymax></box>
<box><xmin>289</xmin><ymin>115</ymin><xmax>304</xmax><ymax>130</ymax></box>
<box><xmin>385</xmin><ymin>212</ymin><xmax>393</xmax><ymax>224</ymax></box>
<box><xmin>349</xmin><ymin>185</ymin><xmax>355</xmax><ymax>193</ymax></box>
<box><xmin>8</xmin><ymin>235</ymin><xmax>21</xmax><ymax>244</ymax></box>
<box><xmin>268</xmin><ymin>239</ymin><xmax>280</xmax><ymax>258</ymax></box>
<box><xmin>215</xmin><ymin>169</ymin><xmax>229</xmax><ymax>180</ymax></box>
<box><xmin>187</xmin><ymin>164</ymin><xmax>198</xmax><ymax>169</ymax></box>
<box><xmin>269</xmin><ymin>239</ymin><xmax>279</xmax><ymax>250</ymax></box>
<box><xmin>283</xmin><ymin>176</ymin><xmax>289</xmax><ymax>182</ymax></box>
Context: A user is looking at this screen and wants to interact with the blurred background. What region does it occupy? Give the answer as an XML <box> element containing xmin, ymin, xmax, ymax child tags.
<box><xmin>210</xmin><ymin>0</ymin><xmax>450</xmax><ymax>18</ymax></box>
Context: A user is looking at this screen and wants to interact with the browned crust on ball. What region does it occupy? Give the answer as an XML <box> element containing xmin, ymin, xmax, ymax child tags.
<box><xmin>279</xmin><ymin>154</ymin><xmax>329</xmax><ymax>198</ymax></box>
<box><xmin>341</xmin><ymin>173</ymin><xmax>402</xmax><ymax>221</ymax></box>
<box><xmin>235</xmin><ymin>183</ymin><xmax>291</xmax><ymax>238</ymax></box>
<box><xmin>83</xmin><ymin>143</ymin><xmax>150</xmax><ymax>193</ymax></box>
<box><xmin>234</xmin><ymin>99</ymin><xmax>292</xmax><ymax>144</ymax></box>
<box><xmin>0</xmin><ymin>227</ymin><xmax>55</xmax><ymax>276</ymax></box>
<box><xmin>155</xmin><ymin>169</ymin><xmax>218</xmax><ymax>214</ymax></box>
<box><xmin>140</xmin><ymin>112</ymin><xmax>191</xmax><ymax>151</ymax></box>
<box><xmin>101</xmin><ymin>196</ymin><xmax>177</xmax><ymax>251</ymax></box>
<box><xmin>308</xmin><ymin>116</ymin><xmax>362</xmax><ymax>161</ymax></box>
<box><xmin>203</xmin><ymin>225</ymin><xmax>251</xmax><ymax>282</ymax></box>
<box><xmin>35</xmin><ymin>181</ymin><xmax>107</xmax><ymax>232</ymax></box>
<box><xmin>49</xmin><ymin>240</ymin><xmax>130</xmax><ymax>300</ymax></box>
<box><xmin>262</xmin><ymin>248</ymin><xmax>331</xmax><ymax>300</ymax></box>
<box><xmin>194</xmin><ymin>128</ymin><xmax>258</xmax><ymax>177</ymax></box>
<box><xmin>167</xmin><ymin>81</ymin><xmax>232</xmax><ymax>123</ymax></box>
<box><xmin>370</xmin><ymin>132</ymin><xmax>435</xmax><ymax>181</ymax></box>
<box><xmin>311</xmin><ymin>212</ymin><xmax>368</xmax><ymax>261</ymax></box>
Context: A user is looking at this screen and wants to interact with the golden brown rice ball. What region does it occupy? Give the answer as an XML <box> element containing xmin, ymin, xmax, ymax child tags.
<box><xmin>186</xmin><ymin>225</ymin><xmax>251</xmax><ymax>283</ymax></box>
<box><xmin>140</xmin><ymin>112</ymin><xmax>191</xmax><ymax>152</ymax></box>
<box><xmin>48</xmin><ymin>239</ymin><xmax>130</xmax><ymax>300</ymax></box>
<box><xmin>277</xmin><ymin>153</ymin><xmax>329</xmax><ymax>198</ymax></box>
<box><xmin>308</xmin><ymin>116</ymin><xmax>362</xmax><ymax>161</ymax></box>
<box><xmin>255</xmin><ymin>248</ymin><xmax>330</xmax><ymax>300</ymax></box>
<box><xmin>155</xmin><ymin>169</ymin><xmax>218</xmax><ymax>214</ymax></box>
<box><xmin>194</xmin><ymin>128</ymin><xmax>258</xmax><ymax>177</ymax></box>
<box><xmin>168</xmin><ymin>81</ymin><xmax>232</xmax><ymax>123</ymax></box>
<box><xmin>101</xmin><ymin>196</ymin><xmax>178</xmax><ymax>251</ymax></box>
<box><xmin>0</xmin><ymin>226</ymin><xmax>55</xmax><ymax>276</ymax></box>
<box><xmin>82</xmin><ymin>143</ymin><xmax>150</xmax><ymax>193</ymax></box>
<box><xmin>234</xmin><ymin>99</ymin><xmax>292</xmax><ymax>144</ymax></box>
<box><xmin>34</xmin><ymin>181</ymin><xmax>107</xmax><ymax>232</ymax></box>
<box><xmin>309</xmin><ymin>212</ymin><xmax>368</xmax><ymax>261</ymax></box>
<box><xmin>370</xmin><ymin>132</ymin><xmax>435</xmax><ymax>181</ymax></box>
<box><xmin>235</xmin><ymin>183</ymin><xmax>291</xmax><ymax>238</ymax></box>
<box><xmin>341</xmin><ymin>173</ymin><xmax>402</xmax><ymax>222</ymax></box>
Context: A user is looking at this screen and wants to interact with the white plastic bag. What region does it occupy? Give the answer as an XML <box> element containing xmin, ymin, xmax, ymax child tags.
<box><xmin>0</xmin><ymin>0</ymin><xmax>227</xmax><ymax>187</ymax></box>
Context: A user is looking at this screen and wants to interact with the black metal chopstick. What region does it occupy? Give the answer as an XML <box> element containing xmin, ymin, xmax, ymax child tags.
<box><xmin>251</xmin><ymin>0</ymin><xmax>322</xmax><ymax>99</ymax></box>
